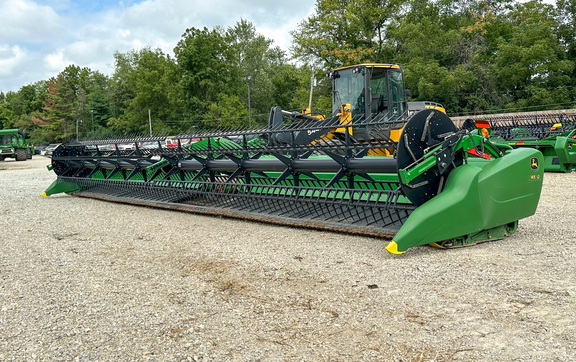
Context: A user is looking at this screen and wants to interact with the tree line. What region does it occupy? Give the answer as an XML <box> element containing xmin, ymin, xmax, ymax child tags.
<box><xmin>1</xmin><ymin>0</ymin><xmax>575</xmax><ymax>144</ymax></box>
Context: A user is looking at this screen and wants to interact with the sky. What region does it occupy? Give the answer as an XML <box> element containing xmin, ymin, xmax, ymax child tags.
<box><xmin>0</xmin><ymin>0</ymin><xmax>317</xmax><ymax>93</ymax></box>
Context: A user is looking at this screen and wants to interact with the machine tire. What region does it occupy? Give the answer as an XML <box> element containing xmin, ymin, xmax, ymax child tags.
<box><xmin>0</xmin><ymin>156</ymin><xmax>5</xmax><ymax>161</ymax></box>
<box><xmin>16</xmin><ymin>148</ymin><xmax>27</xmax><ymax>161</ymax></box>
<box><xmin>27</xmin><ymin>150</ymin><xmax>32</xmax><ymax>159</ymax></box>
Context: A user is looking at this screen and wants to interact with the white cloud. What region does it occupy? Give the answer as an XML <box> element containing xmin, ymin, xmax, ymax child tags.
<box><xmin>0</xmin><ymin>0</ymin><xmax>316</xmax><ymax>92</ymax></box>
<box><xmin>0</xmin><ymin>44</ymin><xmax>27</xmax><ymax>76</ymax></box>
<box><xmin>0</xmin><ymin>0</ymin><xmax>65</xmax><ymax>42</ymax></box>
<box><xmin>104</xmin><ymin>0</ymin><xmax>315</xmax><ymax>52</ymax></box>
<box><xmin>44</xmin><ymin>49</ymin><xmax>71</xmax><ymax>72</ymax></box>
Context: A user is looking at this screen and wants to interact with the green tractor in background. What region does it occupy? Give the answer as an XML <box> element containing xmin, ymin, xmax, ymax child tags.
<box><xmin>0</xmin><ymin>129</ymin><xmax>34</xmax><ymax>161</ymax></box>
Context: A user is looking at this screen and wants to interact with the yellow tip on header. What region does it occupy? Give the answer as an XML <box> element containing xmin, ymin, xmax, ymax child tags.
<box><xmin>41</xmin><ymin>192</ymin><xmax>48</xmax><ymax>197</ymax></box>
<box><xmin>385</xmin><ymin>241</ymin><xmax>405</xmax><ymax>254</ymax></box>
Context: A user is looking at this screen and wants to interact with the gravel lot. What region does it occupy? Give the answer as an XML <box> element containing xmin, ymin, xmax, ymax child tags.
<box><xmin>1</xmin><ymin>156</ymin><xmax>575</xmax><ymax>361</ymax></box>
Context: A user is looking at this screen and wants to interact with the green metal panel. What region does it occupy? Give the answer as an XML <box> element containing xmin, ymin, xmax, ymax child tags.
<box><xmin>389</xmin><ymin>148</ymin><xmax>543</xmax><ymax>252</ymax></box>
<box><xmin>553</xmin><ymin>136</ymin><xmax>576</xmax><ymax>172</ymax></box>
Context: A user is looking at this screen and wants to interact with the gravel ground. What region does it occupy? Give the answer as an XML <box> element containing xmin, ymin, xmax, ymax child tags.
<box><xmin>1</xmin><ymin>156</ymin><xmax>575</xmax><ymax>361</ymax></box>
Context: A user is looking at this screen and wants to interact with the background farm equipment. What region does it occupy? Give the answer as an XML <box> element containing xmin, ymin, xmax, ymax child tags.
<box><xmin>0</xmin><ymin>129</ymin><xmax>34</xmax><ymax>161</ymax></box>
<box><xmin>42</xmin><ymin>64</ymin><xmax>544</xmax><ymax>253</ymax></box>
<box><xmin>461</xmin><ymin>112</ymin><xmax>576</xmax><ymax>172</ymax></box>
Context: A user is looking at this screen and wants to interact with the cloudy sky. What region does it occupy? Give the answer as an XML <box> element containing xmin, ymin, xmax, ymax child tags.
<box><xmin>0</xmin><ymin>0</ymin><xmax>316</xmax><ymax>93</ymax></box>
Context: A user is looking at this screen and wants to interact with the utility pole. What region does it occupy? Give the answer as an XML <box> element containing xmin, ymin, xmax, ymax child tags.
<box><xmin>308</xmin><ymin>70</ymin><xmax>316</xmax><ymax>111</ymax></box>
<box><xmin>148</xmin><ymin>109</ymin><xmax>152</xmax><ymax>136</ymax></box>
<box><xmin>245</xmin><ymin>76</ymin><xmax>252</xmax><ymax>128</ymax></box>
<box><xmin>90</xmin><ymin>110</ymin><xmax>94</xmax><ymax>133</ymax></box>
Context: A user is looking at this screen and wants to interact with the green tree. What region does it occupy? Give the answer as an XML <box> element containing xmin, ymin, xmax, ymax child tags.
<box><xmin>226</xmin><ymin>19</ymin><xmax>273</xmax><ymax>126</ymax></box>
<box><xmin>292</xmin><ymin>0</ymin><xmax>403</xmax><ymax>68</ymax></box>
<box><xmin>494</xmin><ymin>0</ymin><xmax>573</xmax><ymax>110</ymax></box>
<box><xmin>109</xmin><ymin>51</ymin><xmax>137</xmax><ymax>123</ymax></box>
<box><xmin>174</xmin><ymin>26</ymin><xmax>233</xmax><ymax>124</ymax></box>
<box><xmin>108</xmin><ymin>48</ymin><xmax>181</xmax><ymax>134</ymax></box>
<box><xmin>557</xmin><ymin>0</ymin><xmax>576</xmax><ymax>64</ymax></box>
<box><xmin>41</xmin><ymin>65</ymin><xmax>91</xmax><ymax>142</ymax></box>
<box><xmin>173</xmin><ymin>21</ymin><xmax>302</xmax><ymax>129</ymax></box>
<box><xmin>85</xmin><ymin>71</ymin><xmax>112</xmax><ymax>136</ymax></box>
<box><xmin>204</xmin><ymin>93</ymin><xmax>249</xmax><ymax>129</ymax></box>
<box><xmin>293</xmin><ymin>0</ymin><xmax>576</xmax><ymax>114</ymax></box>
<box><xmin>0</xmin><ymin>92</ymin><xmax>15</xmax><ymax>129</ymax></box>
<box><xmin>0</xmin><ymin>82</ymin><xmax>48</xmax><ymax>132</ymax></box>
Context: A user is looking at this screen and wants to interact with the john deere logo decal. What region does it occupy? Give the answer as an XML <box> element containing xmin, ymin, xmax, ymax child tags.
<box><xmin>530</xmin><ymin>157</ymin><xmax>539</xmax><ymax>170</ymax></box>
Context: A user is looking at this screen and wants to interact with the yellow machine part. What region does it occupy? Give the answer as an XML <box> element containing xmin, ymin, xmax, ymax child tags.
<box><xmin>334</xmin><ymin>104</ymin><xmax>353</xmax><ymax>134</ymax></box>
<box><xmin>301</xmin><ymin>108</ymin><xmax>325</xmax><ymax>121</ymax></box>
<box><xmin>425</xmin><ymin>103</ymin><xmax>446</xmax><ymax>114</ymax></box>
<box><xmin>367</xmin><ymin>104</ymin><xmax>445</xmax><ymax>156</ymax></box>
<box><xmin>310</xmin><ymin>104</ymin><xmax>353</xmax><ymax>146</ymax></box>
<box><xmin>367</xmin><ymin>128</ymin><xmax>403</xmax><ymax>156</ymax></box>
<box><xmin>309</xmin><ymin>99</ymin><xmax>445</xmax><ymax>156</ymax></box>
